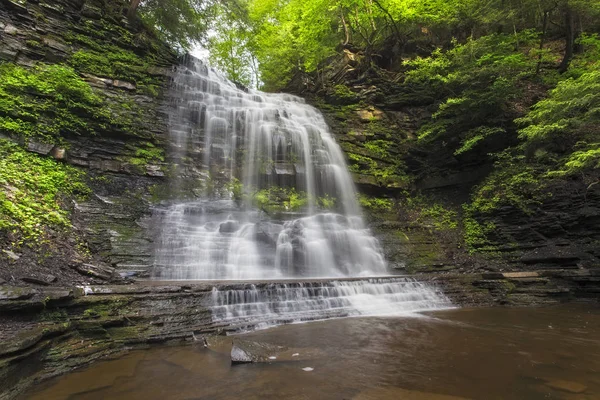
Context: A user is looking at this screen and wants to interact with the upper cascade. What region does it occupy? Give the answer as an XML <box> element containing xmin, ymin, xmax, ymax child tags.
<box><xmin>153</xmin><ymin>56</ymin><xmax>387</xmax><ymax>280</ymax></box>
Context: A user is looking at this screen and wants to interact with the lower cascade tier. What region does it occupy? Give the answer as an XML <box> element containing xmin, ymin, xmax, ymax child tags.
<box><xmin>209</xmin><ymin>277</ymin><xmax>453</xmax><ymax>329</ymax></box>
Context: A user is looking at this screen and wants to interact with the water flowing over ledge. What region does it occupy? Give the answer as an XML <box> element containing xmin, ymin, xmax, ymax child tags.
<box><xmin>152</xmin><ymin>57</ymin><xmax>453</xmax><ymax>326</ymax></box>
<box><xmin>210</xmin><ymin>277</ymin><xmax>453</xmax><ymax>330</ymax></box>
<box><xmin>153</xmin><ymin>56</ymin><xmax>387</xmax><ymax>280</ymax></box>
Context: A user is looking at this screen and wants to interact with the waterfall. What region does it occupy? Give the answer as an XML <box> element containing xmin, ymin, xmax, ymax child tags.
<box><xmin>152</xmin><ymin>56</ymin><xmax>452</xmax><ymax>324</ymax></box>
<box><xmin>210</xmin><ymin>278</ymin><xmax>452</xmax><ymax>330</ymax></box>
<box><xmin>153</xmin><ymin>57</ymin><xmax>387</xmax><ymax>280</ymax></box>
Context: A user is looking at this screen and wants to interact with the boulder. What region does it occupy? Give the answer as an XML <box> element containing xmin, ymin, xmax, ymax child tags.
<box><xmin>42</xmin><ymin>37</ymin><xmax>70</xmax><ymax>53</ymax></box>
<box><xmin>230</xmin><ymin>339</ymin><xmax>288</xmax><ymax>364</ymax></box>
<box><xmin>2</xmin><ymin>249</ymin><xmax>20</xmax><ymax>261</ymax></box>
<box><xmin>71</xmin><ymin>263</ymin><xmax>115</xmax><ymax>280</ymax></box>
<box><xmin>0</xmin><ymin>286</ymin><xmax>37</xmax><ymax>301</ymax></box>
<box><xmin>3</xmin><ymin>24</ymin><xmax>18</xmax><ymax>35</ymax></box>
<box><xmin>27</xmin><ymin>141</ymin><xmax>54</xmax><ymax>155</ymax></box>
<box><xmin>219</xmin><ymin>220</ymin><xmax>239</xmax><ymax>233</ymax></box>
<box><xmin>50</xmin><ymin>147</ymin><xmax>66</xmax><ymax>160</ymax></box>
<box><xmin>21</xmin><ymin>275</ymin><xmax>57</xmax><ymax>286</ymax></box>
<box><xmin>113</xmin><ymin>80</ymin><xmax>136</xmax><ymax>91</ymax></box>
<box><xmin>230</xmin><ymin>344</ymin><xmax>253</xmax><ymax>364</ymax></box>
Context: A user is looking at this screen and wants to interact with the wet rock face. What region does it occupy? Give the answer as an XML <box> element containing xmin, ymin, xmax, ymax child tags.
<box><xmin>478</xmin><ymin>178</ymin><xmax>600</xmax><ymax>270</ymax></box>
<box><xmin>0</xmin><ymin>283</ymin><xmax>217</xmax><ymax>400</ymax></box>
<box><xmin>287</xmin><ymin>54</ymin><xmax>600</xmax><ymax>283</ymax></box>
<box><xmin>0</xmin><ymin>0</ymin><xmax>178</xmax><ymax>282</ymax></box>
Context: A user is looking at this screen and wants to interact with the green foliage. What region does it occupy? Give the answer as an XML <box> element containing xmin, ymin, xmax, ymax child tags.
<box><xmin>318</xmin><ymin>194</ymin><xmax>337</xmax><ymax>210</ymax></box>
<box><xmin>517</xmin><ymin>70</ymin><xmax>600</xmax><ymax>143</ymax></box>
<box><xmin>515</xmin><ymin>68</ymin><xmax>600</xmax><ymax>179</ymax></box>
<box><xmin>398</xmin><ymin>192</ymin><xmax>459</xmax><ymax>231</ymax></box>
<box><xmin>226</xmin><ymin>178</ymin><xmax>244</xmax><ymax>200</ymax></box>
<box><xmin>547</xmin><ymin>145</ymin><xmax>600</xmax><ymax>177</ymax></box>
<box><xmin>364</xmin><ymin>140</ymin><xmax>392</xmax><ymax>159</ymax></box>
<box><xmin>250</xmin><ymin>186</ymin><xmax>309</xmax><ymax>213</ymax></box>
<box><xmin>471</xmin><ymin>156</ymin><xmax>541</xmax><ymax>215</ymax></box>
<box><xmin>0</xmin><ymin>139</ymin><xmax>89</xmax><ymax>243</ymax></box>
<box><xmin>357</xmin><ymin>194</ymin><xmax>393</xmax><ymax>212</ymax></box>
<box><xmin>135</xmin><ymin>0</ymin><xmax>215</xmax><ymax>50</ymax></box>
<box><xmin>127</xmin><ymin>142</ymin><xmax>165</xmax><ymax>167</ymax></box>
<box><xmin>408</xmin><ymin>33</ymin><xmax>541</xmax><ymax>149</ymax></box>
<box><xmin>0</xmin><ymin>63</ymin><xmax>106</xmax><ymax>143</ymax></box>
<box><xmin>454</xmin><ymin>127</ymin><xmax>505</xmax><ymax>156</ymax></box>
<box><xmin>208</xmin><ymin>5</ymin><xmax>258</xmax><ymax>86</ymax></box>
<box><xmin>348</xmin><ymin>151</ymin><xmax>409</xmax><ymax>188</ymax></box>
<box><xmin>69</xmin><ymin>48</ymin><xmax>161</xmax><ymax>93</ymax></box>
<box><xmin>203</xmin><ymin>0</ymin><xmax>600</xmax><ymax>91</ymax></box>
<box><xmin>462</xmin><ymin>210</ymin><xmax>497</xmax><ymax>254</ymax></box>
<box><xmin>419</xmin><ymin>204</ymin><xmax>459</xmax><ymax>230</ymax></box>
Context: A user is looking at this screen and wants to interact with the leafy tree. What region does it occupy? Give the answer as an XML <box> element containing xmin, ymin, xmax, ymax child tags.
<box><xmin>128</xmin><ymin>0</ymin><xmax>216</xmax><ymax>49</ymax></box>
<box><xmin>208</xmin><ymin>4</ymin><xmax>258</xmax><ymax>86</ymax></box>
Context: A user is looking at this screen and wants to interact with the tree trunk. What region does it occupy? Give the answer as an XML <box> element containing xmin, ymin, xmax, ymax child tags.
<box><xmin>128</xmin><ymin>0</ymin><xmax>142</xmax><ymax>18</ymax></box>
<box><xmin>535</xmin><ymin>10</ymin><xmax>548</xmax><ymax>75</ymax></box>
<box><xmin>372</xmin><ymin>0</ymin><xmax>401</xmax><ymax>42</ymax></box>
<box><xmin>339</xmin><ymin>7</ymin><xmax>351</xmax><ymax>46</ymax></box>
<box><xmin>558</xmin><ymin>5</ymin><xmax>574</xmax><ymax>73</ymax></box>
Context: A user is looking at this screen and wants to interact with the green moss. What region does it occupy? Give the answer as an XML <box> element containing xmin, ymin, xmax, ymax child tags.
<box><xmin>419</xmin><ymin>204</ymin><xmax>458</xmax><ymax>230</ymax></box>
<box><xmin>462</xmin><ymin>209</ymin><xmax>498</xmax><ymax>254</ymax></box>
<box><xmin>348</xmin><ymin>151</ymin><xmax>409</xmax><ymax>188</ymax></box>
<box><xmin>126</xmin><ymin>142</ymin><xmax>165</xmax><ymax>167</ymax></box>
<box><xmin>333</xmin><ymin>84</ymin><xmax>354</xmax><ymax>98</ymax></box>
<box><xmin>0</xmin><ymin>63</ymin><xmax>108</xmax><ymax>143</ymax></box>
<box><xmin>68</xmin><ymin>48</ymin><xmax>162</xmax><ymax>93</ymax></box>
<box><xmin>357</xmin><ymin>194</ymin><xmax>393</xmax><ymax>212</ymax></box>
<box><xmin>469</xmin><ymin>157</ymin><xmax>542</xmax><ymax>215</ymax></box>
<box><xmin>0</xmin><ymin>139</ymin><xmax>90</xmax><ymax>245</ymax></box>
<box><xmin>318</xmin><ymin>194</ymin><xmax>336</xmax><ymax>209</ymax></box>
<box><xmin>364</xmin><ymin>140</ymin><xmax>392</xmax><ymax>159</ymax></box>
<box><xmin>39</xmin><ymin>310</ymin><xmax>69</xmax><ymax>322</ymax></box>
<box><xmin>330</xmin><ymin>84</ymin><xmax>359</xmax><ymax>105</ymax></box>
<box><xmin>26</xmin><ymin>39</ymin><xmax>42</xmax><ymax>48</ymax></box>
<box><xmin>398</xmin><ymin>192</ymin><xmax>460</xmax><ymax>231</ymax></box>
<box><xmin>107</xmin><ymin>326</ymin><xmax>144</xmax><ymax>341</ymax></box>
<box><xmin>82</xmin><ymin>309</ymin><xmax>101</xmax><ymax>319</ymax></box>
<box><xmin>252</xmin><ymin>187</ymin><xmax>309</xmax><ymax>213</ymax></box>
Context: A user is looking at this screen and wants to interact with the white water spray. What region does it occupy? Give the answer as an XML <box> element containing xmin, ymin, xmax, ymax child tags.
<box><xmin>153</xmin><ymin>57</ymin><xmax>452</xmax><ymax>323</ymax></box>
<box><xmin>154</xmin><ymin>57</ymin><xmax>386</xmax><ymax>280</ymax></box>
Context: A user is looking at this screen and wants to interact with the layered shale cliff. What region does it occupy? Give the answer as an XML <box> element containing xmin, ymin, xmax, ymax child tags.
<box><xmin>0</xmin><ymin>0</ymin><xmax>176</xmax><ymax>285</ymax></box>
<box><xmin>0</xmin><ymin>2</ymin><xmax>599</xmax><ymax>398</ymax></box>
<box><xmin>287</xmin><ymin>51</ymin><xmax>600</xmax><ymax>298</ymax></box>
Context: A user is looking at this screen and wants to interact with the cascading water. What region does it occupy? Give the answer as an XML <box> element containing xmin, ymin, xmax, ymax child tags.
<box><xmin>210</xmin><ymin>278</ymin><xmax>452</xmax><ymax>330</ymax></box>
<box><xmin>153</xmin><ymin>56</ymin><xmax>452</xmax><ymax>324</ymax></box>
<box><xmin>154</xmin><ymin>57</ymin><xmax>386</xmax><ymax>280</ymax></box>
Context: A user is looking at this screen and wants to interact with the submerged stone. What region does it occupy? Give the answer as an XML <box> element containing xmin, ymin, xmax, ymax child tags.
<box><xmin>230</xmin><ymin>339</ymin><xmax>288</xmax><ymax>364</ymax></box>
<box><xmin>230</xmin><ymin>344</ymin><xmax>253</xmax><ymax>364</ymax></box>
<box><xmin>545</xmin><ymin>380</ymin><xmax>587</xmax><ymax>394</ymax></box>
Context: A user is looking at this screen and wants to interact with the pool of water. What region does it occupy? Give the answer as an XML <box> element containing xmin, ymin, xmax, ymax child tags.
<box><xmin>24</xmin><ymin>304</ymin><xmax>600</xmax><ymax>399</ymax></box>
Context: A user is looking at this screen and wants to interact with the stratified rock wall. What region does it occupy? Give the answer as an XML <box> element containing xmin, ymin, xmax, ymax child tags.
<box><xmin>0</xmin><ymin>0</ymin><xmax>177</xmax><ymax>282</ymax></box>
<box><xmin>289</xmin><ymin>51</ymin><xmax>600</xmax><ymax>288</ymax></box>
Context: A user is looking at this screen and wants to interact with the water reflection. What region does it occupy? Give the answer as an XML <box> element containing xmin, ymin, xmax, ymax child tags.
<box><xmin>26</xmin><ymin>304</ymin><xmax>600</xmax><ymax>400</ymax></box>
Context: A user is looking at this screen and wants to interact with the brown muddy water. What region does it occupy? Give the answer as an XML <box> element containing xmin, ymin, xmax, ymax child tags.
<box><xmin>24</xmin><ymin>304</ymin><xmax>600</xmax><ymax>400</ymax></box>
